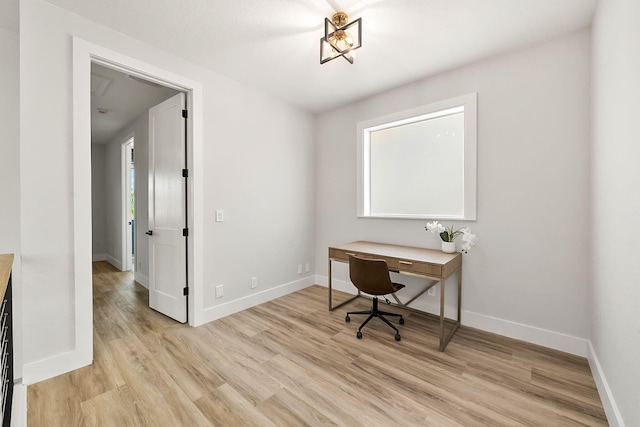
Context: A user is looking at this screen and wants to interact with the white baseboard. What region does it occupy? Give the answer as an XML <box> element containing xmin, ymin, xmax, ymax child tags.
<box><xmin>462</xmin><ymin>310</ymin><xmax>587</xmax><ymax>357</ymax></box>
<box><xmin>92</xmin><ymin>253</ymin><xmax>107</xmax><ymax>262</ymax></box>
<box><xmin>317</xmin><ymin>275</ymin><xmax>587</xmax><ymax>357</ymax></box>
<box><xmin>11</xmin><ymin>383</ymin><xmax>27</xmax><ymax>427</ymax></box>
<box><xmin>197</xmin><ymin>275</ymin><xmax>316</xmax><ymax>326</ymax></box>
<box><xmin>134</xmin><ymin>272</ymin><xmax>149</xmax><ymax>289</ymax></box>
<box><xmin>587</xmin><ymin>341</ymin><xmax>625</xmax><ymax>427</ymax></box>
<box><xmin>106</xmin><ymin>254</ymin><xmax>122</xmax><ymax>271</ymax></box>
<box><xmin>23</xmin><ymin>349</ymin><xmax>91</xmax><ymax>385</ymax></box>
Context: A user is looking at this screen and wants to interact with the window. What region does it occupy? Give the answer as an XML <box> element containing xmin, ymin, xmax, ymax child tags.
<box><xmin>357</xmin><ymin>93</ymin><xmax>477</xmax><ymax>220</ymax></box>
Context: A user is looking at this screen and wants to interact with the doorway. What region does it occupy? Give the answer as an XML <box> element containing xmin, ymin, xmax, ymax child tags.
<box><xmin>90</xmin><ymin>62</ymin><xmax>188</xmax><ymax>322</ymax></box>
<box><xmin>122</xmin><ymin>137</ymin><xmax>135</xmax><ymax>272</ymax></box>
<box><xmin>73</xmin><ymin>38</ymin><xmax>204</xmax><ymax>370</ymax></box>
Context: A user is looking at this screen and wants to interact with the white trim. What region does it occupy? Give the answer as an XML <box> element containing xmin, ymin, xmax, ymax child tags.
<box><xmin>121</xmin><ymin>134</ymin><xmax>135</xmax><ymax>272</ymax></box>
<box><xmin>23</xmin><ymin>350</ymin><xmax>90</xmax><ymax>385</ymax></box>
<box><xmin>356</xmin><ymin>93</ymin><xmax>477</xmax><ymax>220</ymax></box>
<box><xmin>587</xmin><ymin>341</ymin><xmax>625</xmax><ymax>427</ymax></box>
<box><xmin>317</xmin><ymin>274</ymin><xmax>587</xmax><ymax>357</ymax></box>
<box><xmin>10</xmin><ymin>383</ymin><xmax>27</xmax><ymax>427</ymax></box>
<box><xmin>69</xmin><ymin>37</ymin><xmax>94</xmax><ymax>377</ymax></box>
<box><xmin>62</xmin><ymin>37</ymin><xmax>204</xmax><ymax>383</ymax></box>
<box><xmin>198</xmin><ymin>277</ymin><xmax>315</xmax><ymax>325</ymax></box>
<box><xmin>462</xmin><ymin>310</ymin><xmax>587</xmax><ymax>357</ymax></box>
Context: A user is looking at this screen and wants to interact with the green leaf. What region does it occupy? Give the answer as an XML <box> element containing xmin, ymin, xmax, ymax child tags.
<box><xmin>440</xmin><ymin>231</ymin><xmax>449</xmax><ymax>242</ymax></box>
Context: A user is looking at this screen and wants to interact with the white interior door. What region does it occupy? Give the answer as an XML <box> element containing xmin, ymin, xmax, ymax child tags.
<box><xmin>148</xmin><ymin>92</ymin><xmax>187</xmax><ymax>322</ymax></box>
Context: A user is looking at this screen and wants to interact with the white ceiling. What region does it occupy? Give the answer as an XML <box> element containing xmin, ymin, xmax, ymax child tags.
<box><xmin>91</xmin><ymin>63</ymin><xmax>179</xmax><ymax>144</ymax></box>
<box><xmin>47</xmin><ymin>1</ymin><xmax>595</xmax><ymax>113</ymax></box>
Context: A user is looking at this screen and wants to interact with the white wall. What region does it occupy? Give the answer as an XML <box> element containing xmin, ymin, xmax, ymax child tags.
<box><xmin>0</xmin><ymin>26</ymin><xmax>23</xmax><ymax>380</ymax></box>
<box><xmin>591</xmin><ymin>0</ymin><xmax>640</xmax><ymax>425</ymax></box>
<box><xmin>91</xmin><ymin>144</ymin><xmax>107</xmax><ymax>259</ymax></box>
<box><xmin>201</xmin><ymin>72</ymin><xmax>316</xmax><ymax>314</ymax></box>
<box><xmin>316</xmin><ymin>30</ymin><xmax>591</xmax><ymax>355</ymax></box>
<box><xmin>20</xmin><ymin>0</ymin><xmax>314</xmax><ymax>382</ymax></box>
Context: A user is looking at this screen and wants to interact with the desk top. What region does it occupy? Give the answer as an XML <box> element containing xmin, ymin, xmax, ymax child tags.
<box><xmin>329</xmin><ymin>241</ymin><xmax>461</xmax><ymax>278</ymax></box>
<box><xmin>330</xmin><ymin>241</ymin><xmax>459</xmax><ymax>264</ymax></box>
<box><xmin>0</xmin><ymin>253</ymin><xmax>14</xmax><ymax>297</ymax></box>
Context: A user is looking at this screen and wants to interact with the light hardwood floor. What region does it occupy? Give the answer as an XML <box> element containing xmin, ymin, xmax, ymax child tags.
<box><xmin>27</xmin><ymin>261</ymin><xmax>608</xmax><ymax>426</ymax></box>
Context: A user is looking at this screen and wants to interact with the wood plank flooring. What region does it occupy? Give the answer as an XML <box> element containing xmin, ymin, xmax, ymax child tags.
<box><xmin>27</xmin><ymin>261</ymin><xmax>608</xmax><ymax>426</ymax></box>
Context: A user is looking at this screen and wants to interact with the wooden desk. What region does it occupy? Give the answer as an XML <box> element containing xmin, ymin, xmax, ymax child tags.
<box><xmin>328</xmin><ymin>241</ymin><xmax>462</xmax><ymax>351</ymax></box>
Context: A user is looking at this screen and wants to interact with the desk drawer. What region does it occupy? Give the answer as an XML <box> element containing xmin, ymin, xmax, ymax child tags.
<box><xmin>329</xmin><ymin>248</ymin><xmax>372</xmax><ymax>262</ymax></box>
<box><xmin>387</xmin><ymin>258</ymin><xmax>442</xmax><ymax>277</ymax></box>
<box><xmin>330</xmin><ymin>248</ymin><xmax>442</xmax><ymax>277</ymax></box>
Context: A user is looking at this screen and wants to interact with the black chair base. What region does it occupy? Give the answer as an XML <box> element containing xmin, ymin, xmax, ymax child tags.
<box><xmin>345</xmin><ymin>297</ymin><xmax>404</xmax><ymax>341</ymax></box>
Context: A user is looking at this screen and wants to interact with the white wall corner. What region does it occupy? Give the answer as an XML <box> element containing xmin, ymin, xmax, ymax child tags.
<box><xmin>106</xmin><ymin>254</ymin><xmax>122</xmax><ymax>271</ymax></box>
<box><xmin>197</xmin><ymin>276</ymin><xmax>316</xmax><ymax>326</ymax></box>
<box><xmin>587</xmin><ymin>341</ymin><xmax>625</xmax><ymax>427</ymax></box>
<box><xmin>92</xmin><ymin>253</ymin><xmax>107</xmax><ymax>262</ymax></box>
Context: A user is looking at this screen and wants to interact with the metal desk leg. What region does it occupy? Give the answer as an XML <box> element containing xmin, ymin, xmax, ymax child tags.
<box><xmin>328</xmin><ymin>258</ymin><xmax>333</xmax><ymax>311</ymax></box>
<box><xmin>439</xmin><ymin>279</ymin><xmax>445</xmax><ymax>350</ymax></box>
<box><xmin>457</xmin><ymin>267</ymin><xmax>462</xmax><ymax>325</ymax></box>
<box><xmin>439</xmin><ymin>268</ymin><xmax>462</xmax><ymax>351</ymax></box>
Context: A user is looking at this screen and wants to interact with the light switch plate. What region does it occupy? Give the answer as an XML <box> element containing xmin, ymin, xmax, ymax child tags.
<box><xmin>215</xmin><ymin>210</ymin><xmax>224</xmax><ymax>222</ymax></box>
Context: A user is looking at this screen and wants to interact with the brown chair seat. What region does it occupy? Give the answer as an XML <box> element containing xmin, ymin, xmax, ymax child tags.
<box><xmin>345</xmin><ymin>255</ymin><xmax>405</xmax><ymax>341</ymax></box>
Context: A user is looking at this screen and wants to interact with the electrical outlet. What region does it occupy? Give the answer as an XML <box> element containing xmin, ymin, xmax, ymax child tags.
<box><xmin>251</xmin><ymin>277</ymin><xmax>258</xmax><ymax>289</ymax></box>
<box><xmin>297</xmin><ymin>264</ymin><xmax>302</xmax><ymax>274</ymax></box>
<box><xmin>215</xmin><ymin>285</ymin><xmax>224</xmax><ymax>298</ymax></box>
<box><xmin>427</xmin><ymin>287</ymin><xmax>436</xmax><ymax>297</ymax></box>
<box><xmin>305</xmin><ymin>262</ymin><xmax>310</xmax><ymax>273</ymax></box>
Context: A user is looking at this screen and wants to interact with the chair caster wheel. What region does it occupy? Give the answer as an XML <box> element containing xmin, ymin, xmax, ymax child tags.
<box><xmin>395</xmin><ymin>333</ymin><xmax>401</xmax><ymax>341</ymax></box>
<box><xmin>399</xmin><ymin>317</ymin><xmax>405</xmax><ymax>325</ymax></box>
<box><xmin>345</xmin><ymin>315</ymin><xmax>350</xmax><ymax>323</ymax></box>
<box><xmin>356</xmin><ymin>331</ymin><xmax>363</xmax><ymax>339</ymax></box>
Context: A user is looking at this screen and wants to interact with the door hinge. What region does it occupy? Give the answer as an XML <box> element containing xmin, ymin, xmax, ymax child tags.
<box><xmin>183</xmin><ymin>228</ymin><xmax>189</xmax><ymax>237</ymax></box>
<box><xmin>183</xmin><ymin>287</ymin><xmax>189</xmax><ymax>296</ymax></box>
<box><xmin>182</xmin><ymin>109</ymin><xmax>188</xmax><ymax>119</ymax></box>
<box><xmin>182</xmin><ymin>168</ymin><xmax>189</xmax><ymax>178</ymax></box>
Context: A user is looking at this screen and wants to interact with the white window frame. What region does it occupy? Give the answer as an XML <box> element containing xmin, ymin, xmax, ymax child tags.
<box><xmin>356</xmin><ymin>93</ymin><xmax>477</xmax><ymax>220</ymax></box>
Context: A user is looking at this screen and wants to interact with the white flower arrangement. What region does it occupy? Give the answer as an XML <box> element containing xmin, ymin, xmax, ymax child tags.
<box><xmin>425</xmin><ymin>221</ymin><xmax>478</xmax><ymax>253</ymax></box>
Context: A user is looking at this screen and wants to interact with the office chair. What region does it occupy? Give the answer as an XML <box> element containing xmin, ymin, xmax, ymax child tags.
<box><xmin>345</xmin><ymin>255</ymin><xmax>405</xmax><ymax>341</ymax></box>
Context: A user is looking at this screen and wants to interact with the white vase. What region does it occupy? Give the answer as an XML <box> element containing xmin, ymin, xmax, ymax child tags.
<box><xmin>441</xmin><ymin>241</ymin><xmax>456</xmax><ymax>253</ymax></box>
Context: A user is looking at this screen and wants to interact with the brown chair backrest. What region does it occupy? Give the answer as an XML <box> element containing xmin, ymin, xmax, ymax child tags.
<box><xmin>348</xmin><ymin>255</ymin><xmax>396</xmax><ymax>296</ymax></box>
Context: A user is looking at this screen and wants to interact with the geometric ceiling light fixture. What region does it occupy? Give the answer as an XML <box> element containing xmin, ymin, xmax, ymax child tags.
<box><xmin>320</xmin><ymin>12</ymin><xmax>362</xmax><ymax>64</ymax></box>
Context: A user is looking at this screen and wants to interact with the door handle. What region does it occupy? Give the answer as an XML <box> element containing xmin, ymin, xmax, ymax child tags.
<box><xmin>145</xmin><ymin>230</ymin><xmax>153</xmax><ymax>236</ymax></box>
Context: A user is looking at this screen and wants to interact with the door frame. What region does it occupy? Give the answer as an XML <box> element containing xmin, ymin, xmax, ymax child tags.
<box><xmin>121</xmin><ymin>135</ymin><xmax>135</xmax><ymax>272</ymax></box>
<box><xmin>72</xmin><ymin>38</ymin><xmax>204</xmax><ymax>367</ymax></box>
